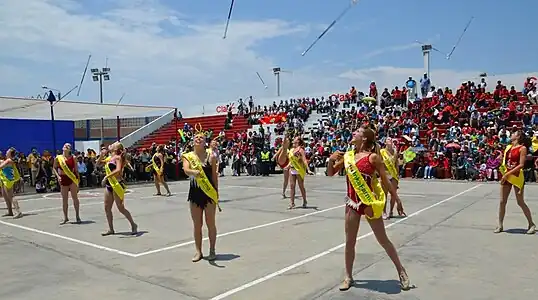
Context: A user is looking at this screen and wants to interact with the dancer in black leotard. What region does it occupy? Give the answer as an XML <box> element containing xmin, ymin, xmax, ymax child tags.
<box><xmin>101</xmin><ymin>142</ymin><xmax>138</xmax><ymax>236</ymax></box>
<box><xmin>182</xmin><ymin>133</ymin><xmax>219</xmax><ymax>262</ymax></box>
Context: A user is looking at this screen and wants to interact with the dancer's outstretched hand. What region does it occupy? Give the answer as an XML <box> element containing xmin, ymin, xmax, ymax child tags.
<box><xmin>396</xmin><ymin>197</ymin><xmax>407</xmax><ymax>217</ymax></box>
<box><xmin>329</xmin><ymin>150</ymin><xmax>344</xmax><ymax>162</ymax></box>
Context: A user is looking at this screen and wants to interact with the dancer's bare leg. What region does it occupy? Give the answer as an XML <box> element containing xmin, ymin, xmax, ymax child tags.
<box><xmin>205</xmin><ymin>203</ymin><xmax>217</xmax><ymax>260</ymax></box>
<box><xmin>190</xmin><ymin>203</ymin><xmax>204</xmax><ymax>262</ymax></box>
<box><xmin>340</xmin><ymin>207</ymin><xmax>360</xmax><ymax>291</ymax></box>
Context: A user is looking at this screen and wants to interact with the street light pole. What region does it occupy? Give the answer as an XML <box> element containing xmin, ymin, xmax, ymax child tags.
<box><xmin>47</xmin><ymin>91</ymin><xmax>58</xmax><ymax>155</ymax></box>
<box><xmin>42</xmin><ymin>86</ymin><xmax>61</xmax><ymax>154</ymax></box>
<box><xmin>91</xmin><ymin>67</ymin><xmax>111</xmax><ymax>145</ymax></box>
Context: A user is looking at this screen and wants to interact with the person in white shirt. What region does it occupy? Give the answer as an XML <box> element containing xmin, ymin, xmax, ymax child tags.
<box><xmin>527</xmin><ymin>86</ymin><xmax>537</xmax><ymax>104</ymax></box>
<box><xmin>426</xmin><ymin>86</ymin><xmax>435</xmax><ymax>98</ymax></box>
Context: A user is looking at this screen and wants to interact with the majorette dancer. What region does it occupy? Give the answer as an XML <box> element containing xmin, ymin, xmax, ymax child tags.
<box><xmin>148</xmin><ymin>145</ymin><xmax>172</xmax><ymax>196</ymax></box>
<box><xmin>101</xmin><ymin>142</ymin><xmax>138</xmax><ymax>236</ymax></box>
<box><xmin>182</xmin><ymin>129</ymin><xmax>221</xmax><ymax>262</ymax></box>
<box><xmin>274</xmin><ymin>136</ymin><xmax>291</xmax><ymax>198</ymax></box>
<box><xmin>52</xmin><ymin>143</ymin><xmax>82</xmax><ymax>224</ymax></box>
<box><xmin>380</xmin><ymin>137</ymin><xmax>406</xmax><ymax>219</ymax></box>
<box><xmin>495</xmin><ymin>130</ymin><xmax>535</xmax><ymax>234</ymax></box>
<box><xmin>286</xmin><ymin>136</ymin><xmax>310</xmax><ymax>209</ymax></box>
<box><xmin>0</xmin><ymin>148</ymin><xmax>23</xmax><ymax>219</ymax></box>
<box><xmin>327</xmin><ymin>125</ymin><xmax>410</xmax><ymax>291</ymax></box>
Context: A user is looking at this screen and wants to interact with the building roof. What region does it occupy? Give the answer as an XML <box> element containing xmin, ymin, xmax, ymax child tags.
<box><xmin>0</xmin><ymin>96</ymin><xmax>175</xmax><ymax>120</ymax></box>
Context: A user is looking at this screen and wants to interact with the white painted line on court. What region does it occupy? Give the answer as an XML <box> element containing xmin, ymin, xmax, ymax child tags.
<box><xmin>21</xmin><ymin>192</ymin><xmax>190</xmax><ymax>214</ymax></box>
<box><xmin>224</xmin><ymin>185</ymin><xmax>425</xmax><ymax>197</ymax></box>
<box><xmin>132</xmin><ymin>204</ymin><xmax>347</xmax><ymax>257</ymax></box>
<box><xmin>17</xmin><ymin>188</ymin><xmax>142</xmax><ymax>203</ymax></box>
<box><xmin>0</xmin><ymin>219</ymin><xmax>138</xmax><ymax>257</ymax></box>
<box><xmin>18</xmin><ymin>194</ymin><xmax>99</xmax><ymax>203</ymax></box>
<box><xmin>209</xmin><ymin>184</ymin><xmax>482</xmax><ymax>300</ymax></box>
<box><xmin>24</xmin><ymin>202</ymin><xmax>103</xmax><ymax>214</ymax></box>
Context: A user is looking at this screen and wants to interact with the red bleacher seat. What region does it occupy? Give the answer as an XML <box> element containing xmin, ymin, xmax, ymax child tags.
<box><xmin>135</xmin><ymin>114</ymin><xmax>252</xmax><ymax>149</ymax></box>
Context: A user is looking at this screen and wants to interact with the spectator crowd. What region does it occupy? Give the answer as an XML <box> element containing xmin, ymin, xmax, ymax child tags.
<box><xmin>5</xmin><ymin>75</ymin><xmax>538</xmax><ymax>196</ymax></box>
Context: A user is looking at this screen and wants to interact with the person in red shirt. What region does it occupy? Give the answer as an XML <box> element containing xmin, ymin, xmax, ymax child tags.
<box><xmin>500</xmin><ymin>86</ymin><xmax>510</xmax><ymax>99</ymax></box>
<box><xmin>509</xmin><ymin>86</ymin><xmax>517</xmax><ymax>96</ymax></box>
<box><xmin>369</xmin><ymin>82</ymin><xmax>378</xmax><ymax>100</ymax></box>
<box><xmin>350</xmin><ymin>86</ymin><xmax>357</xmax><ymax>103</ymax></box>
<box><xmin>391</xmin><ymin>87</ymin><xmax>402</xmax><ymax>105</ymax></box>
<box><xmin>495</xmin><ymin>130</ymin><xmax>536</xmax><ymax>234</ymax></box>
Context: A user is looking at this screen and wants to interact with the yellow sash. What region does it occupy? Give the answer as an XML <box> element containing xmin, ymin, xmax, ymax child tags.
<box><xmin>145</xmin><ymin>153</ymin><xmax>163</xmax><ymax>175</ymax></box>
<box><xmin>344</xmin><ymin>151</ymin><xmax>385</xmax><ymax>220</ymax></box>
<box><xmin>499</xmin><ymin>144</ymin><xmax>524</xmax><ymax>190</ymax></box>
<box><xmin>288</xmin><ymin>149</ymin><xmax>306</xmax><ymax>179</ymax></box>
<box><xmin>0</xmin><ymin>163</ymin><xmax>21</xmax><ymax>190</ymax></box>
<box><xmin>380</xmin><ymin>149</ymin><xmax>399</xmax><ymax>182</ymax></box>
<box><xmin>57</xmin><ymin>155</ymin><xmax>79</xmax><ymax>186</ymax></box>
<box><xmin>182</xmin><ymin>151</ymin><xmax>219</xmax><ymax>204</ymax></box>
<box><xmin>104</xmin><ymin>156</ymin><xmax>125</xmax><ymax>200</ymax></box>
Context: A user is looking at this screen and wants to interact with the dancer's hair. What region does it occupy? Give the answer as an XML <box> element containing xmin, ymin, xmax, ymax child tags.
<box><xmin>111</xmin><ymin>142</ymin><xmax>126</xmax><ymax>166</ymax></box>
<box><xmin>360</xmin><ymin>125</ymin><xmax>379</xmax><ymax>153</ymax></box>
<box><xmin>514</xmin><ymin>130</ymin><xmax>531</xmax><ymax>148</ymax></box>
<box><xmin>6</xmin><ymin>147</ymin><xmax>16</xmax><ymax>158</ymax></box>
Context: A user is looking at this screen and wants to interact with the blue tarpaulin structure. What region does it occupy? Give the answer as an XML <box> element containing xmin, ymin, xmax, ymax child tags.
<box><xmin>0</xmin><ymin>118</ymin><xmax>74</xmax><ymax>155</ymax></box>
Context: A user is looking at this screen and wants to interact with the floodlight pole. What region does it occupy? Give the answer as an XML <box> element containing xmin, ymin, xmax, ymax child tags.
<box><xmin>273</xmin><ymin>67</ymin><xmax>281</xmax><ymax>97</ymax></box>
<box><xmin>99</xmin><ymin>74</ymin><xmax>104</xmax><ymax>143</ymax></box>
<box><xmin>421</xmin><ymin>44</ymin><xmax>432</xmax><ymax>80</ymax></box>
<box><xmin>91</xmin><ymin>67</ymin><xmax>110</xmax><ymax>144</ymax></box>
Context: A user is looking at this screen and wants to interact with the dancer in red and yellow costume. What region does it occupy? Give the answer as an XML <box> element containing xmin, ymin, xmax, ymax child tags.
<box><xmin>495</xmin><ymin>130</ymin><xmax>536</xmax><ymax>234</ymax></box>
<box><xmin>380</xmin><ymin>137</ymin><xmax>406</xmax><ymax>219</ymax></box>
<box><xmin>285</xmin><ymin>136</ymin><xmax>310</xmax><ymax>209</ymax></box>
<box><xmin>327</xmin><ymin>125</ymin><xmax>410</xmax><ymax>291</ymax></box>
<box><xmin>274</xmin><ymin>136</ymin><xmax>291</xmax><ymax>198</ymax></box>
<box><xmin>101</xmin><ymin>142</ymin><xmax>138</xmax><ymax>236</ymax></box>
<box><xmin>52</xmin><ymin>143</ymin><xmax>81</xmax><ymax>224</ymax></box>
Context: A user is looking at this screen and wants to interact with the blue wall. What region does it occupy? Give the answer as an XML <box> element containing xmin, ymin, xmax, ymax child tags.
<box><xmin>0</xmin><ymin>118</ymin><xmax>75</xmax><ymax>155</ymax></box>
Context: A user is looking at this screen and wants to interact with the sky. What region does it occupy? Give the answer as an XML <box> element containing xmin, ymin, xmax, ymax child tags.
<box><xmin>0</xmin><ymin>0</ymin><xmax>536</xmax><ymax>114</ymax></box>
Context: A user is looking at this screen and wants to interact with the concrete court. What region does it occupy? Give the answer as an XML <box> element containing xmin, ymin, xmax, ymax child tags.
<box><xmin>0</xmin><ymin>175</ymin><xmax>537</xmax><ymax>300</ymax></box>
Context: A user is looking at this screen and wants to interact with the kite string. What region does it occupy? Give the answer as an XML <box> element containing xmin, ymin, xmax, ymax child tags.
<box><xmin>301</xmin><ymin>0</ymin><xmax>359</xmax><ymax>56</ymax></box>
<box><xmin>223</xmin><ymin>0</ymin><xmax>235</xmax><ymax>39</ymax></box>
<box><xmin>447</xmin><ymin>16</ymin><xmax>473</xmax><ymax>57</ymax></box>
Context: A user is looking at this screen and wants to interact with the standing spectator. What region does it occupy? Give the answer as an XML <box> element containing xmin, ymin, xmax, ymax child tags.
<box><xmin>27</xmin><ymin>148</ymin><xmax>39</xmax><ymax>186</ymax></box>
<box><xmin>406</xmin><ymin>77</ymin><xmax>417</xmax><ymax>103</ymax></box>
<box><xmin>420</xmin><ymin>73</ymin><xmax>431</xmax><ymax>97</ymax></box>
<box><xmin>369</xmin><ymin>82</ymin><xmax>378</xmax><ymax>101</ymax></box>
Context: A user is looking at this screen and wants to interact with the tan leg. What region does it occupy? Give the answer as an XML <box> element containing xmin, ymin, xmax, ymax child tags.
<box><xmin>69</xmin><ymin>183</ymin><xmax>81</xmax><ymax>222</ymax></box>
<box><xmin>190</xmin><ymin>202</ymin><xmax>204</xmax><ymax>262</ymax></box>
<box><xmin>367</xmin><ymin>217</ymin><xmax>410</xmax><ymax>290</ymax></box>
<box><xmin>204</xmin><ymin>203</ymin><xmax>218</xmax><ymax>260</ymax></box>
<box><xmin>496</xmin><ymin>184</ymin><xmax>511</xmax><ymax>232</ymax></box>
<box><xmin>340</xmin><ymin>207</ymin><xmax>360</xmax><ymax>291</ymax></box>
